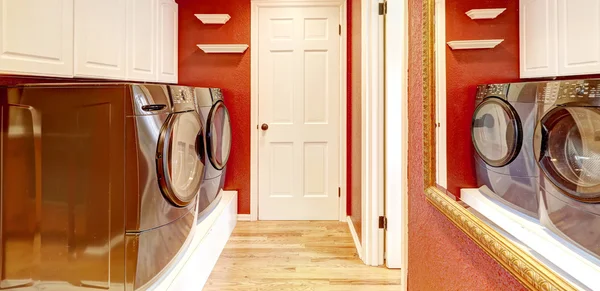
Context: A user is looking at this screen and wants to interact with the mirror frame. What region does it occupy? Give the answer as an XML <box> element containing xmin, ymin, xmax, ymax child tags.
<box><xmin>421</xmin><ymin>1</ymin><xmax>577</xmax><ymax>290</ymax></box>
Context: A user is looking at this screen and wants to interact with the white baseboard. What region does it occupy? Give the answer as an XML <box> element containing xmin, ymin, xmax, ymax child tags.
<box><xmin>237</xmin><ymin>214</ymin><xmax>251</xmax><ymax>221</ymax></box>
<box><xmin>347</xmin><ymin>216</ymin><xmax>363</xmax><ymax>259</ymax></box>
<box><xmin>150</xmin><ymin>190</ymin><xmax>238</xmax><ymax>291</ymax></box>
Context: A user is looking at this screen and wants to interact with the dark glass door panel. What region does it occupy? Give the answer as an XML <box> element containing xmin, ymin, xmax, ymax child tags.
<box><xmin>539</xmin><ymin>107</ymin><xmax>600</xmax><ymax>202</ymax></box>
<box><xmin>157</xmin><ymin>112</ymin><xmax>204</xmax><ymax>207</ymax></box>
<box><xmin>206</xmin><ymin>100</ymin><xmax>231</xmax><ymax>170</ymax></box>
<box><xmin>471</xmin><ymin>97</ymin><xmax>522</xmax><ymax>167</ymax></box>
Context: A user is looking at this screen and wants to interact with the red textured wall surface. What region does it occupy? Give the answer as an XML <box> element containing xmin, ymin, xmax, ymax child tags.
<box><xmin>177</xmin><ymin>0</ymin><xmax>252</xmax><ymax>213</ymax></box>
<box><xmin>407</xmin><ymin>0</ymin><xmax>525</xmax><ymax>289</ymax></box>
<box><xmin>348</xmin><ymin>0</ymin><xmax>362</xmax><ymax>240</ymax></box>
<box><xmin>445</xmin><ymin>0</ymin><xmax>520</xmax><ymax>196</ymax></box>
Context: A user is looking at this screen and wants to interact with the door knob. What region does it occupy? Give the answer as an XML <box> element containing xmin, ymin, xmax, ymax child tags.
<box><xmin>261</xmin><ymin>123</ymin><xmax>269</xmax><ymax>131</ymax></box>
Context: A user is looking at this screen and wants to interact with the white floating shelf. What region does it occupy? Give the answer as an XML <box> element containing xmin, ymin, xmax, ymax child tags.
<box><xmin>465</xmin><ymin>8</ymin><xmax>506</xmax><ymax>20</ymax></box>
<box><xmin>447</xmin><ymin>39</ymin><xmax>504</xmax><ymax>50</ymax></box>
<box><xmin>197</xmin><ymin>44</ymin><xmax>249</xmax><ymax>54</ymax></box>
<box><xmin>195</xmin><ymin>14</ymin><xmax>231</xmax><ymax>24</ymax></box>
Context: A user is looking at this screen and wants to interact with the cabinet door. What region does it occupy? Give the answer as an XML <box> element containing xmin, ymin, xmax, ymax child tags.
<box><xmin>157</xmin><ymin>0</ymin><xmax>178</xmax><ymax>84</ymax></box>
<box><xmin>74</xmin><ymin>0</ymin><xmax>127</xmax><ymax>79</ymax></box>
<box><xmin>557</xmin><ymin>0</ymin><xmax>600</xmax><ymax>76</ymax></box>
<box><xmin>0</xmin><ymin>0</ymin><xmax>74</xmax><ymax>77</ymax></box>
<box><xmin>126</xmin><ymin>0</ymin><xmax>157</xmax><ymax>82</ymax></box>
<box><xmin>520</xmin><ymin>0</ymin><xmax>558</xmax><ymax>78</ymax></box>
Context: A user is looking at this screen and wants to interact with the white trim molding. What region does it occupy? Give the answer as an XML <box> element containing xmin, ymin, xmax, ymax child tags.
<box><xmin>196</xmin><ymin>44</ymin><xmax>249</xmax><ymax>53</ymax></box>
<box><xmin>194</xmin><ymin>14</ymin><xmax>231</xmax><ymax>24</ymax></box>
<box><xmin>360</xmin><ymin>0</ymin><xmax>383</xmax><ymax>267</ymax></box>
<box><xmin>338</xmin><ymin>0</ymin><xmax>348</xmax><ymax>223</ymax></box>
<box><xmin>435</xmin><ymin>0</ymin><xmax>447</xmax><ymax>189</ymax></box>
<box><xmin>237</xmin><ymin>214</ymin><xmax>251</xmax><ymax>221</ymax></box>
<box><xmin>250</xmin><ymin>0</ymin><xmax>348</xmax><ymax>221</ymax></box>
<box><xmin>347</xmin><ymin>216</ymin><xmax>363</xmax><ymax>259</ymax></box>
<box><xmin>385</xmin><ymin>0</ymin><xmax>408</xmax><ymax>269</ymax></box>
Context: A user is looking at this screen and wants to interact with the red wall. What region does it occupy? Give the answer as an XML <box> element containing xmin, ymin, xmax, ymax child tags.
<box><xmin>348</xmin><ymin>0</ymin><xmax>362</xmax><ymax>240</ymax></box>
<box><xmin>407</xmin><ymin>0</ymin><xmax>525</xmax><ymax>289</ymax></box>
<box><xmin>445</xmin><ymin>0</ymin><xmax>520</xmax><ymax>196</ymax></box>
<box><xmin>178</xmin><ymin>0</ymin><xmax>252</xmax><ymax>213</ymax></box>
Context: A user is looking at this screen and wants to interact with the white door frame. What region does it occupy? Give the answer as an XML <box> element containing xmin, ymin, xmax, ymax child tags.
<box><xmin>361</xmin><ymin>0</ymin><xmax>383</xmax><ymax>266</ymax></box>
<box><xmin>435</xmin><ymin>0</ymin><xmax>447</xmax><ymax>189</ymax></box>
<box><xmin>360</xmin><ymin>0</ymin><xmax>409</xmax><ymax>268</ymax></box>
<box><xmin>362</xmin><ymin>0</ymin><xmax>408</xmax><ymax>269</ymax></box>
<box><xmin>250</xmin><ymin>0</ymin><xmax>348</xmax><ymax>222</ymax></box>
<box><xmin>384</xmin><ymin>0</ymin><xmax>408</xmax><ymax>270</ymax></box>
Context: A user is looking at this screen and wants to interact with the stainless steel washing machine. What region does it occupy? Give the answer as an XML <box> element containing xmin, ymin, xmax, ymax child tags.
<box><xmin>534</xmin><ymin>79</ymin><xmax>600</xmax><ymax>260</ymax></box>
<box><xmin>194</xmin><ymin>87</ymin><xmax>232</xmax><ymax>222</ymax></box>
<box><xmin>0</xmin><ymin>83</ymin><xmax>205</xmax><ymax>290</ymax></box>
<box><xmin>471</xmin><ymin>82</ymin><xmax>541</xmax><ymax>219</ymax></box>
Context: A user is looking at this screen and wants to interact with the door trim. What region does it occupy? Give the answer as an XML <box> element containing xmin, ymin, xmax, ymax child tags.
<box><xmin>250</xmin><ymin>0</ymin><xmax>348</xmax><ymax>221</ymax></box>
<box><xmin>435</xmin><ymin>0</ymin><xmax>447</xmax><ymax>189</ymax></box>
<box><xmin>384</xmin><ymin>0</ymin><xmax>408</xmax><ymax>270</ymax></box>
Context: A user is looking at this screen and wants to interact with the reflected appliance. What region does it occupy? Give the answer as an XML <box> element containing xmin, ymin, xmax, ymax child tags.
<box><xmin>0</xmin><ymin>84</ymin><xmax>205</xmax><ymax>290</ymax></box>
<box><xmin>193</xmin><ymin>88</ymin><xmax>232</xmax><ymax>222</ymax></box>
<box><xmin>534</xmin><ymin>79</ymin><xmax>600</xmax><ymax>260</ymax></box>
<box><xmin>471</xmin><ymin>82</ymin><xmax>541</xmax><ymax>219</ymax></box>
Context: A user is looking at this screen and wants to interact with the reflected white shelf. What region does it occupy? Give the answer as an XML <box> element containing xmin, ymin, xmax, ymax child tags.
<box><xmin>197</xmin><ymin>44</ymin><xmax>248</xmax><ymax>54</ymax></box>
<box><xmin>461</xmin><ymin>188</ymin><xmax>600</xmax><ymax>291</ymax></box>
<box><xmin>447</xmin><ymin>39</ymin><xmax>504</xmax><ymax>50</ymax></box>
<box><xmin>195</xmin><ymin>14</ymin><xmax>231</xmax><ymax>24</ymax></box>
<box><xmin>465</xmin><ymin>8</ymin><xmax>506</xmax><ymax>20</ymax></box>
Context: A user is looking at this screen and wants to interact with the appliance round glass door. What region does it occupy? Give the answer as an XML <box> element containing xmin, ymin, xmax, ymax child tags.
<box><xmin>206</xmin><ymin>100</ymin><xmax>231</xmax><ymax>170</ymax></box>
<box><xmin>157</xmin><ymin>111</ymin><xmax>205</xmax><ymax>207</ymax></box>
<box><xmin>538</xmin><ymin>107</ymin><xmax>600</xmax><ymax>202</ymax></box>
<box><xmin>471</xmin><ymin>97</ymin><xmax>523</xmax><ymax>167</ymax></box>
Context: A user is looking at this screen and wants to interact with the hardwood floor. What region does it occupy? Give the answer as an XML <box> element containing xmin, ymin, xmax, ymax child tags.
<box><xmin>203</xmin><ymin>221</ymin><xmax>401</xmax><ymax>291</ymax></box>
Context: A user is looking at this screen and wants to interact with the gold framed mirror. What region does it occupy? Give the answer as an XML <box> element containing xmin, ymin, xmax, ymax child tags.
<box><xmin>420</xmin><ymin>1</ymin><xmax>580</xmax><ymax>290</ymax></box>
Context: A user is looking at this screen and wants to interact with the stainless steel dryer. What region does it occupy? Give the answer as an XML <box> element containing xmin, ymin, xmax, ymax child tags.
<box><xmin>194</xmin><ymin>87</ymin><xmax>232</xmax><ymax>221</ymax></box>
<box><xmin>471</xmin><ymin>82</ymin><xmax>541</xmax><ymax>219</ymax></box>
<box><xmin>534</xmin><ymin>79</ymin><xmax>600</xmax><ymax>260</ymax></box>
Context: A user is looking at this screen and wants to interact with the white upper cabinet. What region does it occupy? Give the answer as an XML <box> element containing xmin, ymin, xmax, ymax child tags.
<box><xmin>0</xmin><ymin>0</ymin><xmax>177</xmax><ymax>82</ymax></box>
<box><xmin>127</xmin><ymin>0</ymin><xmax>157</xmax><ymax>82</ymax></box>
<box><xmin>520</xmin><ymin>0</ymin><xmax>558</xmax><ymax>78</ymax></box>
<box><xmin>0</xmin><ymin>0</ymin><xmax>74</xmax><ymax>77</ymax></box>
<box><xmin>74</xmin><ymin>0</ymin><xmax>127</xmax><ymax>79</ymax></box>
<box><xmin>157</xmin><ymin>0</ymin><xmax>178</xmax><ymax>84</ymax></box>
<box><xmin>521</xmin><ymin>0</ymin><xmax>600</xmax><ymax>78</ymax></box>
<box><xmin>557</xmin><ymin>0</ymin><xmax>600</xmax><ymax>76</ymax></box>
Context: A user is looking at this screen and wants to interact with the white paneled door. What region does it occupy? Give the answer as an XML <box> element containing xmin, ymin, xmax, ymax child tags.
<box><xmin>258</xmin><ymin>5</ymin><xmax>341</xmax><ymax>220</ymax></box>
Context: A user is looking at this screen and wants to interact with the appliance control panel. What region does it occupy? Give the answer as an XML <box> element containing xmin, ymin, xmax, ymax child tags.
<box><xmin>553</xmin><ymin>79</ymin><xmax>600</xmax><ymax>105</ymax></box>
<box><xmin>169</xmin><ymin>86</ymin><xmax>196</xmax><ymax>112</ymax></box>
<box><xmin>171</xmin><ymin>86</ymin><xmax>194</xmax><ymax>104</ymax></box>
<box><xmin>210</xmin><ymin>88</ymin><xmax>223</xmax><ymax>101</ymax></box>
<box><xmin>537</xmin><ymin>81</ymin><xmax>560</xmax><ymax>104</ymax></box>
<box><xmin>475</xmin><ymin>83</ymin><xmax>509</xmax><ymax>100</ymax></box>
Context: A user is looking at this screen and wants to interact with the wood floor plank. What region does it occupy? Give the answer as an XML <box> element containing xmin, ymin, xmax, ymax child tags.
<box><xmin>204</xmin><ymin>221</ymin><xmax>401</xmax><ymax>290</ymax></box>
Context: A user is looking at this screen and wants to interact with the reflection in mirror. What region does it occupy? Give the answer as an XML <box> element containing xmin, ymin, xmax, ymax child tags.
<box><xmin>425</xmin><ymin>0</ymin><xmax>600</xmax><ymax>290</ymax></box>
